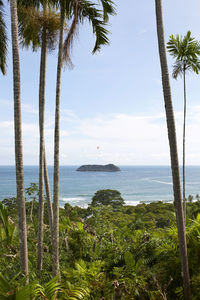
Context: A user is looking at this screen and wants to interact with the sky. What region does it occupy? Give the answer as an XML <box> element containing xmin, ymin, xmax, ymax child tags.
<box><xmin>1</xmin><ymin>0</ymin><xmax>200</xmax><ymax>165</ymax></box>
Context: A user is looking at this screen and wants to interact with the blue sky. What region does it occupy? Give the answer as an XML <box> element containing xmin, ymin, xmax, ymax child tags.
<box><xmin>1</xmin><ymin>0</ymin><xmax>200</xmax><ymax>165</ymax></box>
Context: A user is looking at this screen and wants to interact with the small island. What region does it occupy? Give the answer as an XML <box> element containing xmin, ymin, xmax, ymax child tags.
<box><xmin>76</xmin><ymin>164</ymin><xmax>120</xmax><ymax>172</ymax></box>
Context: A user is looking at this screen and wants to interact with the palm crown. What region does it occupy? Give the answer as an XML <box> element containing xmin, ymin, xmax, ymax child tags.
<box><xmin>18</xmin><ymin>0</ymin><xmax>116</xmax><ymax>63</ymax></box>
<box><xmin>167</xmin><ymin>30</ymin><xmax>200</xmax><ymax>78</ymax></box>
<box><xmin>18</xmin><ymin>4</ymin><xmax>61</xmax><ymax>51</ymax></box>
<box><xmin>62</xmin><ymin>0</ymin><xmax>116</xmax><ymax>63</ymax></box>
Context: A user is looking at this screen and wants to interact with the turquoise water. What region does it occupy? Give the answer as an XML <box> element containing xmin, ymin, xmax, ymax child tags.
<box><xmin>0</xmin><ymin>166</ymin><xmax>200</xmax><ymax>207</ymax></box>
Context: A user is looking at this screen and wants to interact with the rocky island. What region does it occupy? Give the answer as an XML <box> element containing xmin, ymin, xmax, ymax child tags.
<box><xmin>76</xmin><ymin>164</ymin><xmax>120</xmax><ymax>172</ymax></box>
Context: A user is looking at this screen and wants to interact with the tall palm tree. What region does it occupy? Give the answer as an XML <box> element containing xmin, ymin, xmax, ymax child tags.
<box><xmin>0</xmin><ymin>0</ymin><xmax>7</xmax><ymax>75</ymax></box>
<box><xmin>18</xmin><ymin>4</ymin><xmax>60</xmax><ymax>270</ymax></box>
<box><xmin>9</xmin><ymin>0</ymin><xmax>29</xmax><ymax>280</ymax></box>
<box><xmin>154</xmin><ymin>0</ymin><xmax>191</xmax><ymax>299</ymax></box>
<box><xmin>52</xmin><ymin>0</ymin><xmax>116</xmax><ymax>276</ymax></box>
<box><xmin>167</xmin><ymin>32</ymin><xmax>200</xmax><ymax>219</ymax></box>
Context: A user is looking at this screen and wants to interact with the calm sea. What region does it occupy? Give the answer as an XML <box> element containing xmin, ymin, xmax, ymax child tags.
<box><xmin>0</xmin><ymin>166</ymin><xmax>200</xmax><ymax>207</ymax></box>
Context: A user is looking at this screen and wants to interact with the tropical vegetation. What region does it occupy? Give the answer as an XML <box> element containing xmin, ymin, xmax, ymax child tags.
<box><xmin>2</xmin><ymin>0</ymin><xmax>200</xmax><ymax>298</ymax></box>
<box><xmin>1</xmin><ymin>189</ymin><xmax>200</xmax><ymax>298</ymax></box>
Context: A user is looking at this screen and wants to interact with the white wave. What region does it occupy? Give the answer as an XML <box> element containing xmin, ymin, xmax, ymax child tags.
<box><xmin>151</xmin><ymin>180</ymin><xmax>172</xmax><ymax>185</ymax></box>
<box><xmin>125</xmin><ymin>200</ymin><xmax>141</xmax><ymax>206</ymax></box>
<box><xmin>125</xmin><ymin>199</ymin><xmax>174</xmax><ymax>206</ymax></box>
<box><xmin>60</xmin><ymin>196</ymin><xmax>86</xmax><ymax>202</ymax></box>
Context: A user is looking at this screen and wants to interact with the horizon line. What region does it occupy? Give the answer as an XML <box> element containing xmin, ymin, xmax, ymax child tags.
<box><xmin>1</xmin><ymin>164</ymin><xmax>200</xmax><ymax>167</ymax></box>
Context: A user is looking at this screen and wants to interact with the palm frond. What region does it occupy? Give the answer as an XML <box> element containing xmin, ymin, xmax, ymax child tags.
<box><xmin>15</xmin><ymin>284</ymin><xmax>33</xmax><ymax>300</ymax></box>
<box><xmin>80</xmin><ymin>0</ymin><xmax>110</xmax><ymax>53</ymax></box>
<box><xmin>34</xmin><ymin>276</ymin><xmax>61</xmax><ymax>299</ymax></box>
<box><xmin>167</xmin><ymin>30</ymin><xmax>200</xmax><ymax>77</ymax></box>
<box><xmin>62</xmin><ymin>0</ymin><xmax>113</xmax><ymax>65</ymax></box>
<box><xmin>63</xmin><ymin>0</ymin><xmax>79</xmax><ymax>63</ymax></box>
<box><xmin>18</xmin><ymin>5</ymin><xmax>41</xmax><ymax>51</ymax></box>
<box><xmin>0</xmin><ymin>273</ymin><xmax>33</xmax><ymax>299</ymax></box>
<box><xmin>0</xmin><ymin>273</ymin><xmax>11</xmax><ymax>295</ymax></box>
<box><xmin>0</xmin><ymin>0</ymin><xmax>7</xmax><ymax>75</ymax></box>
<box><xmin>156</xmin><ymin>240</ymin><xmax>178</xmax><ymax>256</ymax></box>
<box><xmin>186</xmin><ymin>57</ymin><xmax>200</xmax><ymax>74</ymax></box>
<box><xmin>0</xmin><ymin>203</ymin><xmax>16</xmax><ymax>246</ymax></box>
<box><xmin>172</xmin><ymin>60</ymin><xmax>184</xmax><ymax>79</ymax></box>
<box><xmin>91</xmin><ymin>19</ymin><xmax>110</xmax><ymax>53</ymax></box>
<box><xmin>99</xmin><ymin>0</ymin><xmax>116</xmax><ymax>22</ymax></box>
<box><xmin>17</xmin><ymin>0</ymin><xmax>41</xmax><ymax>8</ymax></box>
<box><xmin>18</xmin><ymin>5</ymin><xmax>60</xmax><ymax>52</ymax></box>
<box><xmin>63</xmin><ymin>282</ymin><xmax>90</xmax><ymax>300</ymax></box>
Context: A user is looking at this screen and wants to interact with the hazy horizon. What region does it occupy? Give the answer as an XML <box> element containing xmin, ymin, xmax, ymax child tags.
<box><xmin>1</xmin><ymin>164</ymin><xmax>200</xmax><ymax>167</ymax></box>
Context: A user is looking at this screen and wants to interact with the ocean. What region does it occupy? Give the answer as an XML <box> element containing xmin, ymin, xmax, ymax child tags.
<box><xmin>0</xmin><ymin>165</ymin><xmax>200</xmax><ymax>207</ymax></box>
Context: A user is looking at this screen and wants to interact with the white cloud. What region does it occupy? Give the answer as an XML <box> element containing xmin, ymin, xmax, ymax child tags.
<box><xmin>138</xmin><ymin>29</ymin><xmax>148</xmax><ymax>35</ymax></box>
<box><xmin>58</xmin><ymin>112</ymin><xmax>169</xmax><ymax>165</ymax></box>
<box><xmin>0</xmin><ymin>99</ymin><xmax>38</xmax><ymax>114</ymax></box>
<box><xmin>22</xmin><ymin>103</ymin><xmax>38</xmax><ymax>114</ymax></box>
<box><xmin>1</xmin><ymin>106</ymin><xmax>200</xmax><ymax>165</ymax></box>
<box><xmin>79</xmin><ymin>113</ymin><xmax>166</xmax><ymax>141</ymax></box>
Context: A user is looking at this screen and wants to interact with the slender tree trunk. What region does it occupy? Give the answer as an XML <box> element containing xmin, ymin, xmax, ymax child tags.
<box><xmin>183</xmin><ymin>68</ymin><xmax>187</xmax><ymax>220</ymax></box>
<box><xmin>155</xmin><ymin>1</ymin><xmax>191</xmax><ymax>299</ymax></box>
<box><xmin>30</xmin><ymin>199</ymin><xmax>34</xmax><ymax>223</ymax></box>
<box><xmin>37</xmin><ymin>22</ymin><xmax>47</xmax><ymax>271</ymax></box>
<box><xmin>52</xmin><ymin>3</ymin><xmax>65</xmax><ymax>277</ymax></box>
<box><xmin>44</xmin><ymin>148</ymin><xmax>53</xmax><ymax>242</ymax></box>
<box><xmin>10</xmin><ymin>0</ymin><xmax>28</xmax><ymax>280</ymax></box>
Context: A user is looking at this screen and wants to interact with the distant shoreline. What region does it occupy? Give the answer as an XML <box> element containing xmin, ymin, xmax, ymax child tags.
<box><xmin>1</xmin><ymin>165</ymin><xmax>200</xmax><ymax>167</ymax></box>
<box><xmin>1</xmin><ymin>166</ymin><xmax>200</xmax><ymax>206</ymax></box>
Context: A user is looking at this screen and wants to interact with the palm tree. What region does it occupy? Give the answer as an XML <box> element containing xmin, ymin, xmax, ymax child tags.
<box><xmin>154</xmin><ymin>0</ymin><xmax>191</xmax><ymax>298</ymax></box>
<box><xmin>167</xmin><ymin>32</ymin><xmax>200</xmax><ymax>219</ymax></box>
<box><xmin>52</xmin><ymin>0</ymin><xmax>116</xmax><ymax>276</ymax></box>
<box><xmin>0</xmin><ymin>0</ymin><xmax>7</xmax><ymax>75</ymax></box>
<box><xmin>9</xmin><ymin>0</ymin><xmax>29</xmax><ymax>280</ymax></box>
<box><xmin>37</xmin><ymin>6</ymin><xmax>47</xmax><ymax>270</ymax></box>
<box><xmin>18</xmin><ymin>4</ymin><xmax>60</xmax><ymax>270</ymax></box>
<box><xmin>44</xmin><ymin>147</ymin><xmax>54</xmax><ymax>242</ymax></box>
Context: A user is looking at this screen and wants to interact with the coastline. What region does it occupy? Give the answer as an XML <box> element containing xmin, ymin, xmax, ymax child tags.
<box><xmin>1</xmin><ymin>165</ymin><xmax>200</xmax><ymax>207</ymax></box>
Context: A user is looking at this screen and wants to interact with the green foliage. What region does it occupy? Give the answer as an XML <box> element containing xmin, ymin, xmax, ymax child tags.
<box><xmin>167</xmin><ymin>31</ymin><xmax>200</xmax><ymax>78</ymax></box>
<box><xmin>63</xmin><ymin>0</ymin><xmax>116</xmax><ymax>64</ymax></box>
<box><xmin>25</xmin><ymin>182</ymin><xmax>39</xmax><ymax>197</ymax></box>
<box><xmin>34</xmin><ymin>276</ymin><xmax>61</xmax><ymax>299</ymax></box>
<box><xmin>1</xmin><ymin>198</ymin><xmax>17</xmax><ymax>219</ymax></box>
<box><xmin>63</xmin><ymin>285</ymin><xmax>90</xmax><ymax>300</ymax></box>
<box><xmin>0</xmin><ymin>203</ymin><xmax>16</xmax><ymax>247</ymax></box>
<box><xmin>0</xmin><ymin>273</ymin><xmax>33</xmax><ymax>299</ymax></box>
<box><xmin>175</xmin><ymin>286</ymin><xmax>184</xmax><ymax>300</ymax></box>
<box><xmin>100</xmin><ymin>0</ymin><xmax>116</xmax><ymax>22</ymax></box>
<box><xmin>2</xmin><ymin>186</ymin><xmax>200</xmax><ymax>298</ymax></box>
<box><xmin>18</xmin><ymin>5</ymin><xmax>60</xmax><ymax>52</ymax></box>
<box><xmin>91</xmin><ymin>189</ymin><xmax>125</xmax><ymax>208</ymax></box>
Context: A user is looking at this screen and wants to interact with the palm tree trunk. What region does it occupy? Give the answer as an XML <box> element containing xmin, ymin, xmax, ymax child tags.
<box><xmin>44</xmin><ymin>148</ymin><xmax>53</xmax><ymax>242</ymax></box>
<box><xmin>155</xmin><ymin>0</ymin><xmax>191</xmax><ymax>299</ymax></box>
<box><xmin>0</xmin><ymin>0</ymin><xmax>7</xmax><ymax>75</ymax></box>
<box><xmin>10</xmin><ymin>0</ymin><xmax>28</xmax><ymax>281</ymax></box>
<box><xmin>37</xmin><ymin>23</ymin><xmax>47</xmax><ymax>271</ymax></box>
<box><xmin>183</xmin><ymin>68</ymin><xmax>186</xmax><ymax>220</ymax></box>
<box><xmin>52</xmin><ymin>2</ymin><xmax>65</xmax><ymax>277</ymax></box>
<box><xmin>30</xmin><ymin>199</ymin><xmax>34</xmax><ymax>223</ymax></box>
